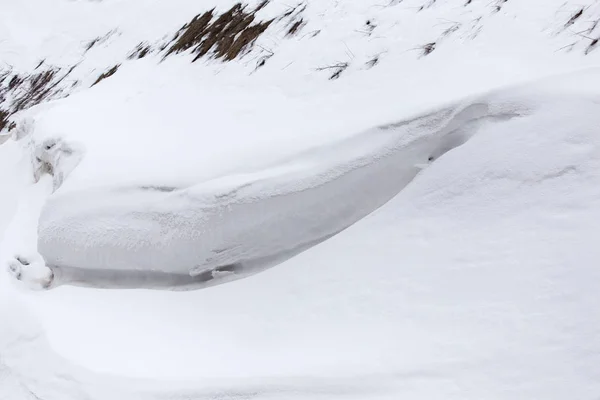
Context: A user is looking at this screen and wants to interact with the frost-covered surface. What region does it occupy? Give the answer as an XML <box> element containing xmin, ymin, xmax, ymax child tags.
<box><xmin>2</xmin><ymin>0</ymin><xmax>600</xmax><ymax>398</ymax></box>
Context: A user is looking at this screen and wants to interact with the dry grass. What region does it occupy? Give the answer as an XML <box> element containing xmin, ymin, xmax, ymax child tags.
<box><xmin>166</xmin><ymin>3</ymin><xmax>273</xmax><ymax>62</ymax></box>
<box><xmin>85</xmin><ymin>37</ymin><xmax>101</xmax><ymax>52</ymax></box>
<box><xmin>287</xmin><ymin>18</ymin><xmax>305</xmax><ymax>36</ymax></box>
<box><xmin>84</xmin><ymin>30</ymin><xmax>118</xmax><ymax>53</ymax></box>
<box><xmin>13</xmin><ymin>69</ymin><xmax>58</xmax><ymax>110</ymax></box>
<box><xmin>0</xmin><ymin>109</ymin><xmax>14</xmax><ymax>132</ymax></box>
<box><xmin>167</xmin><ymin>10</ymin><xmax>215</xmax><ymax>56</ymax></box>
<box><xmin>565</xmin><ymin>8</ymin><xmax>584</xmax><ymax>28</ymax></box>
<box><xmin>0</xmin><ymin>66</ymin><xmax>74</xmax><ymax>132</ymax></box>
<box><xmin>586</xmin><ymin>37</ymin><xmax>599</xmax><ymax>54</ymax></box>
<box><xmin>8</xmin><ymin>75</ymin><xmax>24</xmax><ymax>90</ymax></box>
<box><xmin>365</xmin><ymin>55</ymin><xmax>380</xmax><ymax>69</ymax></box>
<box><xmin>316</xmin><ymin>62</ymin><xmax>349</xmax><ymax>80</ymax></box>
<box><xmin>128</xmin><ymin>42</ymin><xmax>153</xmax><ymax>59</ymax></box>
<box><xmin>92</xmin><ymin>65</ymin><xmax>120</xmax><ymax>86</ymax></box>
<box><xmin>255</xmin><ymin>0</ymin><xmax>269</xmax><ymax>12</ymax></box>
<box><xmin>421</xmin><ymin>42</ymin><xmax>436</xmax><ymax>56</ymax></box>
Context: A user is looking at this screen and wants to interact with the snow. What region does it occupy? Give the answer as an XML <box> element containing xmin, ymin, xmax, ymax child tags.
<box><xmin>2</xmin><ymin>0</ymin><xmax>600</xmax><ymax>398</ymax></box>
<box><xmin>28</xmin><ymin>74</ymin><xmax>600</xmax><ymax>386</ymax></box>
<box><xmin>36</xmin><ymin>96</ymin><xmax>496</xmax><ymax>288</ymax></box>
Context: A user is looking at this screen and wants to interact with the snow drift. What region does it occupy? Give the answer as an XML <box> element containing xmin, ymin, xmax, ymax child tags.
<box><xmin>32</xmin><ymin>95</ymin><xmax>523</xmax><ymax>290</ymax></box>
<box><xmin>2</xmin><ymin>70</ymin><xmax>600</xmax><ymax>400</ymax></box>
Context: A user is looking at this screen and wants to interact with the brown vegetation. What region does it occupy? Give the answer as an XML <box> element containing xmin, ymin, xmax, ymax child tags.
<box><xmin>0</xmin><ymin>66</ymin><xmax>75</xmax><ymax>132</ymax></box>
<box><xmin>92</xmin><ymin>65</ymin><xmax>120</xmax><ymax>86</ymax></box>
<box><xmin>166</xmin><ymin>3</ymin><xmax>273</xmax><ymax>62</ymax></box>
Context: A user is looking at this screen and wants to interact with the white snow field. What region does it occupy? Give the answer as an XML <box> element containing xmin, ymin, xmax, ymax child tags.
<box><xmin>2</xmin><ymin>0</ymin><xmax>600</xmax><ymax>398</ymax></box>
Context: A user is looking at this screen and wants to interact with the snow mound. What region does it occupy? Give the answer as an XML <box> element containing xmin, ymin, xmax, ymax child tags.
<box><xmin>0</xmin><ymin>69</ymin><xmax>598</xmax><ymax>399</ymax></box>
<box><xmin>33</xmin><ymin>89</ymin><xmax>526</xmax><ymax>290</ymax></box>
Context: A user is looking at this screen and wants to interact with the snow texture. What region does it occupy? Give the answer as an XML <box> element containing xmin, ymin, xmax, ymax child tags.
<box><xmin>2</xmin><ymin>0</ymin><xmax>600</xmax><ymax>398</ymax></box>
<box><xmin>35</xmin><ymin>95</ymin><xmax>524</xmax><ymax>290</ymax></box>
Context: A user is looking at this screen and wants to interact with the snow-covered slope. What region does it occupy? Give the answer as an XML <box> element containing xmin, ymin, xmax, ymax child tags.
<box><xmin>2</xmin><ymin>0</ymin><xmax>600</xmax><ymax>399</ymax></box>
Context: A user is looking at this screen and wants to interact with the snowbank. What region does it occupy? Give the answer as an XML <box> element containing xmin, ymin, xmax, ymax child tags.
<box><xmin>2</xmin><ymin>70</ymin><xmax>598</xmax><ymax>400</ymax></box>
